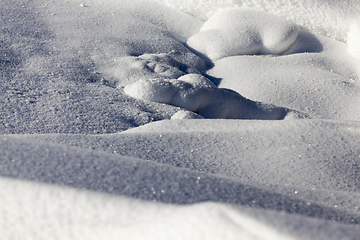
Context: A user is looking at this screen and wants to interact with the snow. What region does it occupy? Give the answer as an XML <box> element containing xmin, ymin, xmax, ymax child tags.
<box><xmin>1</xmin><ymin>177</ymin><xmax>299</xmax><ymax>240</ymax></box>
<box><xmin>187</xmin><ymin>8</ymin><xmax>300</xmax><ymax>60</ymax></box>
<box><xmin>170</xmin><ymin>110</ymin><xmax>204</xmax><ymax>119</ymax></box>
<box><xmin>124</xmin><ymin>74</ymin><xmax>307</xmax><ymax>119</ymax></box>
<box><xmin>1</xmin><ymin>0</ymin><xmax>360</xmax><ymax>239</ymax></box>
<box><xmin>158</xmin><ymin>0</ymin><xmax>360</xmax><ymax>42</ymax></box>
<box><xmin>208</xmin><ymin>36</ymin><xmax>360</xmax><ymax>120</ymax></box>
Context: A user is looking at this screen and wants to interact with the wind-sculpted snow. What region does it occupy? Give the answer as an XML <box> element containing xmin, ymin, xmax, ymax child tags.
<box><xmin>124</xmin><ymin>74</ymin><xmax>306</xmax><ymax>119</ymax></box>
<box><xmin>187</xmin><ymin>8</ymin><xmax>299</xmax><ymax>60</ymax></box>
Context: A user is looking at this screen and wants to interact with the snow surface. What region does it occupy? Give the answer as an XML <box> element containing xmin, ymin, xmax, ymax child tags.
<box><xmin>1</xmin><ymin>0</ymin><xmax>360</xmax><ymax>239</ymax></box>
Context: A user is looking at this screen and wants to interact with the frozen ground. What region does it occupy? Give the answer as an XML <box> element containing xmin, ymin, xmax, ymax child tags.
<box><xmin>1</xmin><ymin>0</ymin><xmax>360</xmax><ymax>239</ymax></box>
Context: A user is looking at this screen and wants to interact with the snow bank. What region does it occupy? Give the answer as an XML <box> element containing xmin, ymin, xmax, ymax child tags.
<box><xmin>187</xmin><ymin>8</ymin><xmax>299</xmax><ymax>60</ymax></box>
<box><xmin>124</xmin><ymin>74</ymin><xmax>305</xmax><ymax>119</ymax></box>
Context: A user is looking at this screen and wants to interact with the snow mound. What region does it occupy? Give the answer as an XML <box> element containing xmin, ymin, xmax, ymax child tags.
<box><xmin>124</xmin><ymin>74</ymin><xmax>306</xmax><ymax>120</ymax></box>
<box><xmin>158</xmin><ymin>0</ymin><xmax>360</xmax><ymax>43</ymax></box>
<box><xmin>187</xmin><ymin>8</ymin><xmax>299</xmax><ymax>60</ymax></box>
<box><xmin>123</xmin><ymin>78</ymin><xmax>177</xmax><ymax>103</ymax></box>
<box><xmin>124</xmin><ymin>74</ymin><xmax>216</xmax><ymax>113</ymax></box>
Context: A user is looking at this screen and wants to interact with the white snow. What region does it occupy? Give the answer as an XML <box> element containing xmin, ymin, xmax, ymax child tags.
<box><xmin>170</xmin><ymin>110</ymin><xmax>204</xmax><ymax>119</ymax></box>
<box><xmin>187</xmin><ymin>8</ymin><xmax>300</xmax><ymax>60</ymax></box>
<box><xmin>208</xmin><ymin>34</ymin><xmax>360</xmax><ymax>120</ymax></box>
<box><xmin>124</xmin><ymin>74</ymin><xmax>306</xmax><ymax>119</ymax></box>
<box><xmin>1</xmin><ymin>0</ymin><xmax>360</xmax><ymax>239</ymax></box>
<box><xmin>1</xmin><ymin>177</ymin><xmax>299</xmax><ymax>240</ymax></box>
<box><xmin>158</xmin><ymin>0</ymin><xmax>360</xmax><ymax>42</ymax></box>
<box><xmin>347</xmin><ymin>22</ymin><xmax>360</xmax><ymax>60</ymax></box>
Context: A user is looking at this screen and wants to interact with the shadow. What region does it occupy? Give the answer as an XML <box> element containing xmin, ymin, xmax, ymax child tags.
<box><xmin>183</xmin><ymin>42</ymin><xmax>215</xmax><ymax>69</ymax></box>
<box><xmin>183</xmin><ymin>42</ymin><xmax>224</xmax><ymax>87</ymax></box>
<box><xmin>0</xmin><ymin>43</ymin><xmax>22</xmax><ymax>73</ymax></box>
<box><xmin>202</xmin><ymin>73</ymin><xmax>222</xmax><ymax>87</ymax></box>
<box><xmin>284</xmin><ymin>29</ymin><xmax>323</xmax><ymax>54</ymax></box>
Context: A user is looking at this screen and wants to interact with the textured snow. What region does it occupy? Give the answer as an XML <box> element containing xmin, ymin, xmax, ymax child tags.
<box><xmin>1</xmin><ymin>0</ymin><xmax>360</xmax><ymax>239</ymax></box>
<box><xmin>2</xmin><ymin>119</ymin><xmax>360</xmax><ymax>239</ymax></box>
<box><xmin>1</xmin><ymin>177</ymin><xmax>299</xmax><ymax>240</ymax></box>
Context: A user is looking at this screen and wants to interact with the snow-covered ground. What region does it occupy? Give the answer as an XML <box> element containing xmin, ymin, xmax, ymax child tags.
<box><xmin>1</xmin><ymin>0</ymin><xmax>359</xmax><ymax>239</ymax></box>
